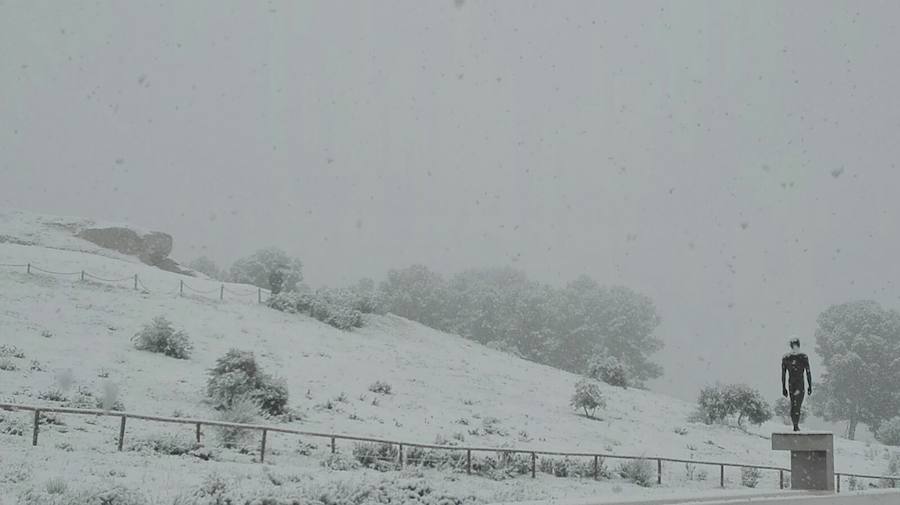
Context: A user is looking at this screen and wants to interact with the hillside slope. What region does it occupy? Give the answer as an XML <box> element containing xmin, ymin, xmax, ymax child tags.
<box><xmin>0</xmin><ymin>215</ymin><xmax>895</xmax><ymax>502</ymax></box>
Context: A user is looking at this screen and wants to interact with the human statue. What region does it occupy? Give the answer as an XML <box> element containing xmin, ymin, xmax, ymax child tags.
<box><xmin>782</xmin><ymin>337</ymin><xmax>812</xmax><ymax>431</ymax></box>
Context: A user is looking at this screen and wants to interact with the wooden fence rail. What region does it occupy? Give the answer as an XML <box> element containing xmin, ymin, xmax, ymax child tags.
<box><xmin>1</xmin><ymin>402</ymin><xmax>895</xmax><ymax>491</ymax></box>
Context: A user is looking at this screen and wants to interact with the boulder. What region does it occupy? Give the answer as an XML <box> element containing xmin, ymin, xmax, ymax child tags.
<box><xmin>76</xmin><ymin>227</ymin><xmax>186</xmax><ymax>273</ymax></box>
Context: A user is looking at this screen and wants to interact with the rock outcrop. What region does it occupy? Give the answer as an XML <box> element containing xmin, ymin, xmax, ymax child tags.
<box><xmin>76</xmin><ymin>227</ymin><xmax>190</xmax><ymax>274</ymax></box>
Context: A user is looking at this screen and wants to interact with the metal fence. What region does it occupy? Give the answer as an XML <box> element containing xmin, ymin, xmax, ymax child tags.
<box><xmin>0</xmin><ymin>262</ymin><xmax>269</xmax><ymax>303</ymax></box>
<box><xmin>1</xmin><ymin>402</ymin><xmax>896</xmax><ymax>491</ymax></box>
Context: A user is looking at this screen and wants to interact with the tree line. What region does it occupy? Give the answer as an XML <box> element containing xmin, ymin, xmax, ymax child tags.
<box><xmin>189</xmin><ymin>251</ymin><xmax>665</xmax><ymax>387</ymax></box>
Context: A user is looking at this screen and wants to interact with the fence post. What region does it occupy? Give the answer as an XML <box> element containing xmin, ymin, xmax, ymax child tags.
<box><xmin>657</xmin><ymin>458</ymin><xmax>662</xmax><ymax>485</ymax></box>
<box><xmin>467</xmin><ymin>449</ymin><xmax>472</xmax><ymax>475</ymax></box>
<box><xmin>32</xmin><ymin>410</ymin><xmax>40</xmax><ymax>446</ymax></box>
<box><xmin>779</xmin><ymin>470</ymin><xmax>784</xmax><ymax>489</ymax></box>
<box><xmin>220</xmin><ymin>285</ymin><xmax>224</xmax><ymax>301</ymax></box>
<box><xmin>81</xmin><ymin>270</ymin><xmax>85</xmax><ymax>281</ymax></box>
<box><xmin>398</xmin><ymin>444</ymin><xmax>404</xmax><ymax>468</ymax></box>
<box><xmin>27</xmin><ymin>263</ymin><xmax>31</xmax><ymax>274</ymax></box>
<box><xmin>134</xmin><ymin>274</ymin><xmax>138</xmax><ymax>291</ymax></box>
<box><xmin>179</xmin><ymin>280</ymin><xmax>184</xmax><ymax>296</ymax></box>
<box><xmin>593</xmin><ymin>455</ymin><xmax>599</xmax><ymax>480</ymax></box>
<box><xmin>836</xmin><ymin>474</ymin><xmax>840</xmax><ymax>493</ymax></box>
<box><xmin>258</xmin><ymin>288</ymin><xmax>262</xmax><ymax>304</ymax></box>
<box><xmin>118</xmin><ymin>416</ymin><xmax>127</xmax><ymax>451</ymax></box>
<box><xmin>260</xmin><ymin>429</ymin><xmax>268</xmax><ymax>463</ymax></box>
<box><xmin>720</xmin><ymin>465</ymin><xmax>725</xmax><ymax>488</ymax></box>
<box><xmin>331</xmin><ymin>437</ymin><xmax>336</xmax><ymax>454</ymax></box>
<box><xmin>531</xmin><ymin>452</ymin><xmax>536</xmax><ymax>478</ymax></box>
<box><xmin>196</xmin><ymin>423</ymin><xmax>201</xmax><ymax>444</ymax></box>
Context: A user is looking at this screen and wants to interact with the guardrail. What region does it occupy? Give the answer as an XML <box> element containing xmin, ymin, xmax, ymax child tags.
<box><xmin>2</xmin><ymin>402</ymin><xmax>896</xmax><ymax>491</ymax></box>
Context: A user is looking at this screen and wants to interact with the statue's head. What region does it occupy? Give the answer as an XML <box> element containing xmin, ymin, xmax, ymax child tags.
<box><xmin>789</xmin><ymin>337</ymin><xmax>800</xmax><ymax>350</ymax></box>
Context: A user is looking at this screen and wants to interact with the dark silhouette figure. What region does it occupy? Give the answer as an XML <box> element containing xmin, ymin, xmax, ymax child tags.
<box><xmin>782</xmin><ymin>337</ymin><xmax>812</xmax><ymax>431</ymax></box>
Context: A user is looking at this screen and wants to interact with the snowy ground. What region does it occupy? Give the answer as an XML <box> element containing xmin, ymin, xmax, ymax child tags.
<box><xmin>0</xmin><ymin>212</ymin><xmax>897</xmax><ymax>503</ymax></box>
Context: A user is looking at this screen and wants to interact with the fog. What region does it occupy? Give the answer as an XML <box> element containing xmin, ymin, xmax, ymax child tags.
<box><xmin>3</xmin><ymin>1</ymin><xmax>900</xmax><ymax>401</ymax></box>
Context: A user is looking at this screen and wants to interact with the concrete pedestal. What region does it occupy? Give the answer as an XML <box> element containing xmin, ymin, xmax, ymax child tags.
<box><xmin>772</xmin><ymin>432</ymin><xmax>834</xmax><ymax>491</ymax></box>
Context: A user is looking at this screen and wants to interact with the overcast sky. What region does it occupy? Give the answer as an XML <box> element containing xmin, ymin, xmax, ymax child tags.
<box><xmin>3</xmin><ymin>0</ymin><xmax>900</xmax><ymax>401</ymax></box>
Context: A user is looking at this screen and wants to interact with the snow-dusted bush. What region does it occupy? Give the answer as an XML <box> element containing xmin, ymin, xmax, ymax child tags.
<box><xmin>19</xmin><ymin>484</ymin><xmax>149</xmax><ymax>505</ymax></box>
<box><xmin>0</xmin><ymin>411</ymin><xmax>27</xmax><ymax>436</ymax></box>
<box><xmin>588</xmin><ymin>353</ymin><xmax>631</xmax><ymax>388</ymax></box>
<box><xmin>741</xmin><ymin>466</ymin><xmax>761</xmax><ymax>488</ymax></box>
<box><xmin>538</xmin><ymin>457</ymin><xmax>599</xmax><ymax>479</ymax></box>
<box><xmin>697</xmin><ymin>383</ymin><xmax>771</xmax><ymax>427</ymax></box>
<box><xmin>876</xmin><ymin>417</ymin><xmax>900</xmax><ymax>446</ymax></box>
<box><xmin>229</xmin><ymin>247</ymin><xmax>303</xmax><ymax>294</ymax></box>
<box><xmin>321</xmin><ymin>452</ymin><xmax>361</xmax><ymax>471</ymax></box>
<box><xmin>267</xmin><ymin>288</ymin><xmax>364</xmax><ymax>330</ymax></box>
<box><xmin>174</xmin><ymin>476</ymin><xmax>480</xmax><ymax>505</ymax></box>
<box><xmin>571</xmin><ymin>379</ymin><xmax>606</xmax><ymax>418</ymax></box>
<box><xmin>38</xmin><ymin>389</ymin><xmax>67</xmax><ymax>402</ymax></box>
<box><xmin>369</xmin><ymin>380</ymin><xmax>393</xmax><ymax>395</ymax></box>
<box><xmin>132</xmin><ymin>316</ymin><xmax>192</xmax><ymax>359</ymax></box>
<box><xmin>352</xmin><ymin>442</ymin><xmax>398</xmax><ymax>470</ymax></box>
<box><xmin>618</xmin><ymin>458</ymin><xmax>654</xmax><ymax>487</ymax></box>
<box><xmin>206</xmin><ymin>349</ymin><xmax>288</xmax><ymax>416</ymax></box>
<box><xmin>0</xmin><ymin>358</ymin><xmax>17</xmax><ymax>371</ymax></box>
<box><xmin>266</xmin><ymin>290</ymin><xmax>314</xmax><ymax>314</ymax></box>
<box><xmin>129</xmin><ymin>432</ymin><xmax>198</xmax><ymax>455</ymax></box>
<box><xmin>214</xmin><ymin>395</ymin><xmax>260</xmax><ymax>448</ymax></box>
<box><xmin>44</xmin><ymin>478</ymin><xmax>67</xmax><ymax>495</ymax></box>
<box><xmin>0</xmin><ymin>344</ymin><xmax>25</xmax><ymax>358</ymax></box>
<box><xmin>310</xmin><ymin>288</ymin><xmax>364</xmax><ymax>330</ymax></box>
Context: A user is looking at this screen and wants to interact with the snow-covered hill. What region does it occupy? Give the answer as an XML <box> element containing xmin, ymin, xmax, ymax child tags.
<box><xmin>0</xmin><ymin>212</ymin><xmax>896</xmax><ymax>503</ymax></box>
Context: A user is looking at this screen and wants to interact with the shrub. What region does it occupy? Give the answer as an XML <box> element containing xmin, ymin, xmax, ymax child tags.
<box><xmin>0</xmin><ymin>358</ymin><xmax>17</xmax><ymax>371</ymax></box>
<box><xmin>19</xmin><ymin>484</ymin><xmax>149</xmax><ymax>505</ymax></box>
<box><xmin>481</xmin><ymin>416</ymin><xmax>507</xmax><ymax>436</ymax></box>
<box><xmin>266</xmin><ymin>290</ymin><xmax>314</xmax><ymax>314</ymax></box>
<box><xmin>213</xmin><ymin>396</ymin><xmax>260</xmax><ymax>448</ymax></box>
<box><xmin>206</xmin><ymin>349</ymin><xmax>288</xmax><ymax>416</ymax></box>
<box><xmin>697</xmin><ymin>383</ymin><xmax>772</xmax><ymax>426</ymax></box>
<box><xmin>321</xmin><ymin>452</ymin><xmax>361</xmax><ymax>471</ymax></box>
<box><xmin>538</xmin><ymin>457</ymin><xmax>598</xmax><ymax>479</ymax></box>
<box><xmin>0</xmin><ymin>412</ymin><xmax>27</xmax><ymax>436</ymax></box>
<box><xmin>352</xmin><ymin>442</ymin><xmax>398</xmax><ymax>470</ymax></box>
<box><xmin>38</xmin><ymin>389</ymin><xmax>67</xmax><ymax>402</ymax></box>
<box><xmin>45</xmin><ymin>478</ymin><xmax>67</xmax><ymax>495</ymax></box>
<box><xmin>0</xmin><ymin>344</ymin><xmax>25</xmax><ymax>358</ymax></box>
<box><xmin>876</xmin><ymin>417</ymin><xmax>900</xmax><ymax>446</ymax></box>
<box><xmin>618</xmin><ymin>458</ymin><xmax>654</xmax><ymax>487</ymax></box>
<box><xmin>571</xmin><ymin>379</ymin><xmax>606</xmax><ymax>418</ymax></box>
<box><xmin>267</xmin><ymin>288</ymin><xmax>365</xmax><ymax>330</ymax></box>
<box><xmin>230</xmin><ymin>247</ymin><xmax>303</xmax><ymax>294</ymax></box>
<box><xmin>369</xmin><ymin>381</ymin><xmax>393</xmax><ymax>395</ymax></box>
<box><xmin>132</xmin><ymin>316</ymin><xmax>192</xmax><ymax>359</ymax></box>
<box><xmin>741</xmin><ymin>466</ymin><xmax>761</xmax><ymax>488</ymax></box>
<box><xmin>310</xmin><ymin>288</ymin><xmax>364</xmax><ymax>330</ymax></box>
<box><xmin>129</xmin><ymin>433</ymin><xmax>197</xmax><ymax>455</ymax></box>
<box><xmin>588</xmin><ymin>354</ymin><xmax>631</xmax><ymax>388</ymax></box>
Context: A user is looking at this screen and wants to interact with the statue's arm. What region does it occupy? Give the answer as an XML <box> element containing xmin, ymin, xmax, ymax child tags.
<box><xmin>805</xmin><ymin>356</ymin><xmax>812</xmax><ymax>392</ymax></box>
<box><xmin>781</xmin><ymin>358</ymin><xmax>787</xmax><ymax>394</ymax></box>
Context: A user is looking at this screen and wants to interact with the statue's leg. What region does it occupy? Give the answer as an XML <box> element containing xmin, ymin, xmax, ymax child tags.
<box><xmin>790</xmin><ymin>387</ymin><xmax>805</xmax><ymax>430</ymax></box>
